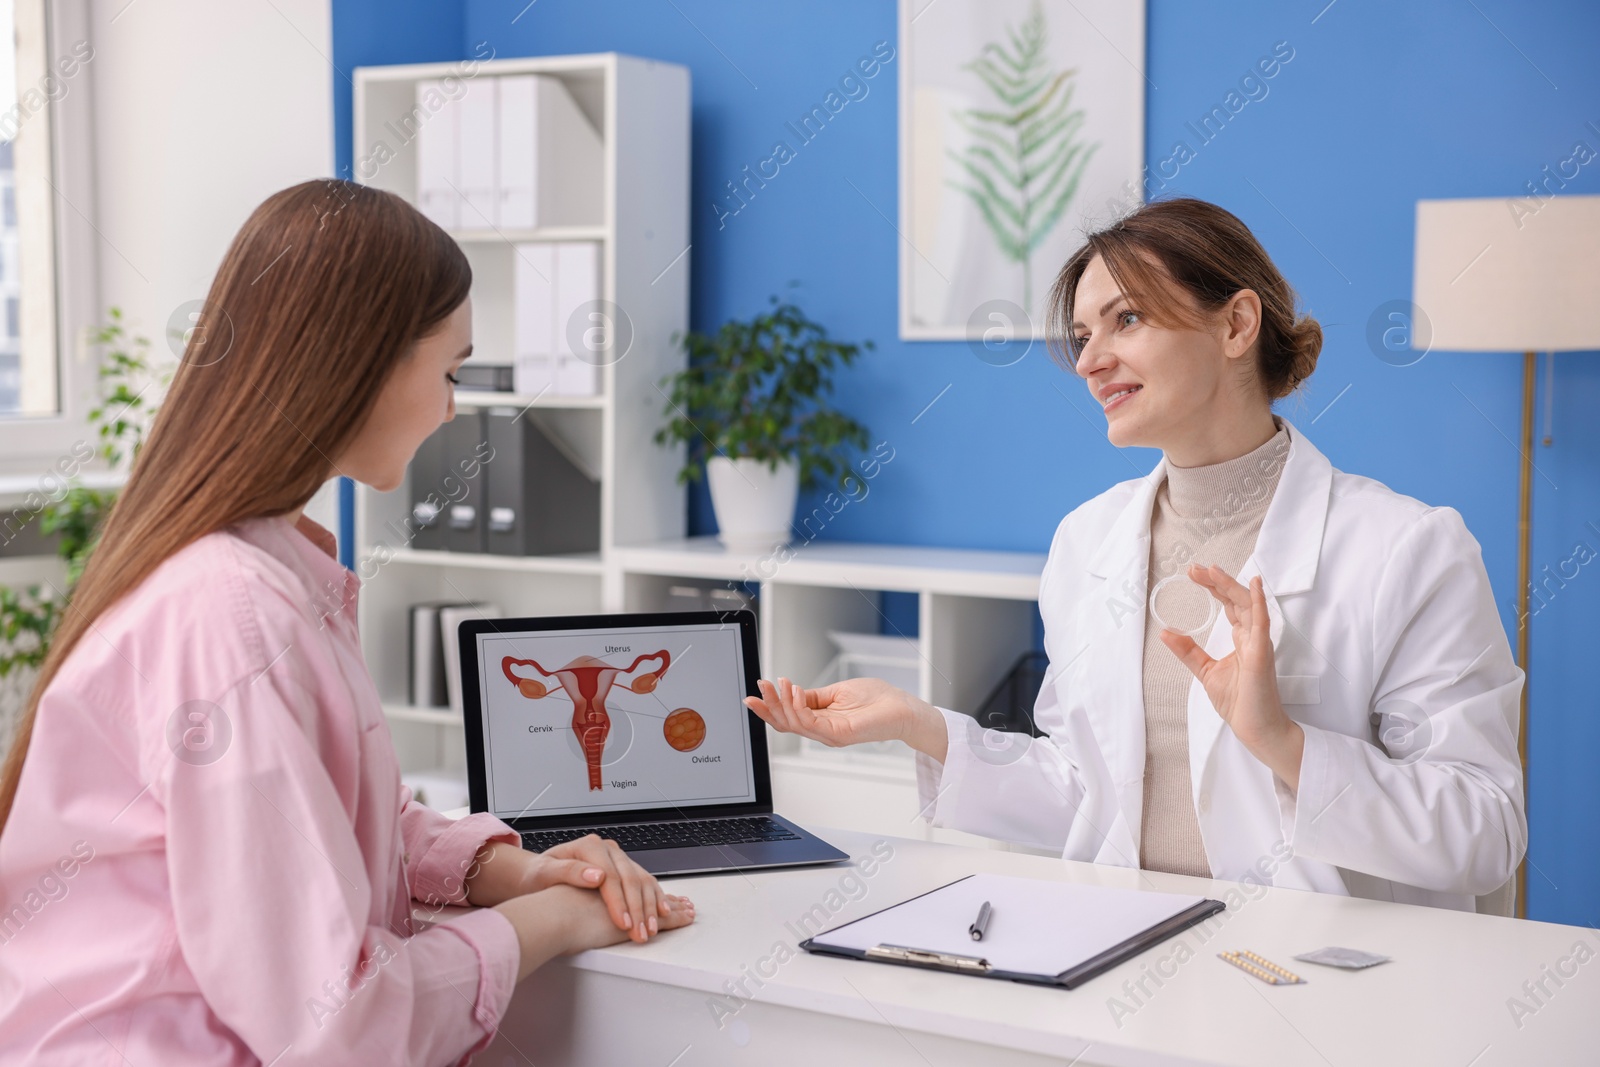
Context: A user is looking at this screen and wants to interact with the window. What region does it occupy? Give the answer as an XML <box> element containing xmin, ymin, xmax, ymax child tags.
<box><xmin>0</xmin><ymin>0</ymin><xmax>50</xmax><ymax>417</ymax></box>
<box><xmin>0</xmin><ymin>0</ymin><xmax>98</xmax><ymax>470</ymax></box>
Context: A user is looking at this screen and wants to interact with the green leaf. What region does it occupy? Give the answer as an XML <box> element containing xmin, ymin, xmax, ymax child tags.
<box><xmin>965</xmin><ymin>55</ymin><xmax>1029</xmax><ymax>93</ymax></box>
<box><xmin>1022</xmin><ymin>127</ymin><xmax>1083</xmax><ymax>187</ymax></box>
<box><xmin>951</xmin><ymin>144</ymin><xmax>1024</xmax><ymax>195</ymax></box>
<box><xmin>1030</xmin><ymin>138</ymin><xmax>1093</xmax><ymax>209</ymax></box>
<box><xmin>655</xmin><ymin>297</ymin><xmax>873</xmax><ymax>490</ymax></box>
<box><xmin>954</xmin><ymin>183</ymin><xmax>1027</xmax><ymax>261</ymax></box>
<box><xmin>0</xmin><ymin>303</ymin><xmax>161</xmax><ymax>673</ymax></box>
<box><xmin>947</xmin><ymin>157</ymin><xmax>1026</xmax><ymax>229</ymax></box>
<box><xmin>1013</xmin><ymin>69</ymin><xmax>1077</xmax><ymax>127</ymax></box>
<box><xmin>946</xmin><ymin>0</ymin><xmax>1100</xmax><ymax>298</ymax></box>
<box><xmin>1018</xmin><ymin>86</ymin><xmax>1082</xmax><ymax>151</ymax></box>
<box><xmin>1029</xmin><ymin>144</ymin><xmax>1099</xmax><ymax>252</ymax></box>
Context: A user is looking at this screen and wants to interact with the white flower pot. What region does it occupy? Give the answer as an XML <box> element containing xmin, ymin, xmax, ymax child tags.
<box><xmin>706</xmin><ymin>456</ymin><xmax>799</xmax><ymax>553</ymax></box>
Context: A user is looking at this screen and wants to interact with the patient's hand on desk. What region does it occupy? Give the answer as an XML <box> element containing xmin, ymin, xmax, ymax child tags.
<box><xmin>469</xmin><ymin>835</ymin><xmax>686</xmax><ymax>944</ymax></box>
<box><xmin>495</xmin><ymin>885</ymin><xmax>696</xmax><ymax>982</ymax></box>
<box><xmin>539</xmin><ymin>835</ymin><xmax>676</xmax><ymax>941</ymax></box>
<box><xmin>744</xmin><ymin>677</ymin><xmax>949</xmax><ymax>763</ymax></box>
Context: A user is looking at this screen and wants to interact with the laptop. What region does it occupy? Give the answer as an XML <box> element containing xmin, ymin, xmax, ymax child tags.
<box><xmin>459</xmin><ymin>609</ymin><xmax>849</xmax><ymax>876</ymax></box>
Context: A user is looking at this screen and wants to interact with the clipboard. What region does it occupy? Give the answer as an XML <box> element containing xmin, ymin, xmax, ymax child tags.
<box><xmin>799</xmin><ymin>872</ymin><xmax>1225</xmax><ymax>989</ymax></box>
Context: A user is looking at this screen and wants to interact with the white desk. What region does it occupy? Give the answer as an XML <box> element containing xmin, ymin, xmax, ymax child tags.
<box><xmin>481</xmin><ymin>827</ymin><xmax>1599</xmax><ymax>1066</ymax></box>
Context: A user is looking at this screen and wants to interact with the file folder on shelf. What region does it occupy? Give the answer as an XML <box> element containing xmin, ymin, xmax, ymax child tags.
<box><xmin>416</xmin><ymin>73</ymin><xmax>600</xmax><ymax>232</ymax></box>
<box><xmin>408</xmin><ymin>427</ymin><xmax>447</xmax><ymax>551</ymax></box>
<box><xmin>801</xmin><ymin>872</ymin><xmax>1225</xmax><ymax>990</ymax></box>
<box><xmin>513</xmin><ymin>241</ymin><xmax>601</xmax><ymax>398</ymax></box>
<box><xmin>513</xmin><ymin>243</ymin><xmax>556</xmax><ymax>396</ymax></box>
<box><xmin>415</xmin><ymin>79</ymin><xmax>462</xmax><ymax>230</ymax></box>
<box><xmin>496</xmin><ymin>73</ymin><xmax>539</xmax><ymax>229</ymax></box>
<box><xmin>441</xmin><ymin>408</ymin><xmax>489</xmax><ymax>553</ymax></box>
<box><xmin>457</xmin><ymin>77</ymin><xmax>499</xmax><ymax>227</ymax></box>
<box><xmin>483</xmin><ymin>406</ymin><xmax>600</xmax><ymax>556</ymax></box>
<box><xmin>553</xmin><ymin>241</ymin><xmax>600</xmax><ymax>396</ymax></box>
<box><xmin>497</xmin><ymin>74</ymin><xmax>603</xmax><ymax>230</ymax></box>
<box><xmin>409</xmin><ymin>601</ymin><xmax>462</xmax><ymax>707</ymax></box>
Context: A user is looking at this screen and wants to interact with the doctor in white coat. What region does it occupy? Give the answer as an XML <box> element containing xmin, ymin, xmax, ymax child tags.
<box><xmin>747</xmin><ymin>197</ymin><xmax>1526</xmax><ymax>913</ymax></box>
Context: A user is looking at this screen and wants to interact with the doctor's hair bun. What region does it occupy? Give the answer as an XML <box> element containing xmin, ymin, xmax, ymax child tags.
<box><xmin>1045</xmin><ymin>196</ymin><xmax>1322</xmax><ymax>401</ymax></box>
<box><xmin>1271</xmin><ymin>313</ymin><xmax>1323</xmax><ymax>400</ymax></box>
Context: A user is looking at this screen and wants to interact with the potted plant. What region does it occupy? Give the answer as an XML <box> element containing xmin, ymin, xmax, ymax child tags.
<box><xmin>654</xmin><ymin>295</ymin><xmax>872</xmax><ymax>551</ymax></box>
<box><xmin>0</xmin><ymin>308</ymin><xmax>165</xmax><ymax>694</ymax></box>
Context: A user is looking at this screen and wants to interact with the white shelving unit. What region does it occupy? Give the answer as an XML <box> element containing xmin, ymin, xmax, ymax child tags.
<box><xmin>352</xmin><ymin>51</ymin><xmax>691</xmax><ymax>779</ymax></box>
<box><xmin>612</xmin><ymin>538</ymin><xmax>1048</xmax><ymax>850</ymax></box>
<box><xmin>350</xmin><ymin>52</ymin><xmax>1054</xmax><ymax>852</ymax></box>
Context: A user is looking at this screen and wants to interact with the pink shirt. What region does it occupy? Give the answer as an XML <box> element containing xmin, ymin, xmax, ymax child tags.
<box><xmin>0</xmin><ymin>512</ymin><xmax>523</xmax><ymax>1066</ymax></box>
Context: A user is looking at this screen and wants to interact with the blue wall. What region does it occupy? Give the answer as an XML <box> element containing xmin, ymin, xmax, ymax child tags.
<box><xmin>334</xmin><ymin>0</ymin><xmax>1600</xmax><ymax>925</ymax></box>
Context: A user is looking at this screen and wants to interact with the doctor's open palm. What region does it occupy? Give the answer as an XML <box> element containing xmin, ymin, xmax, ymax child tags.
<box><xmin>747</xmin><ymin>561</ymin><xmax>1305</xmax><ymax>790</ymax></box>
<box><xmin>745</xmin><ymin>676</ymin><xmax>932</xmax><ymax>749</ymax></box>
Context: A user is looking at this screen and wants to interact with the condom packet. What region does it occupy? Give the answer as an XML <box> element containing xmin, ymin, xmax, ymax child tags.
<box><xmin>1293</xmin><ymin>946</ymin><xmax>1390</xmax><ymax>969</ymax></box>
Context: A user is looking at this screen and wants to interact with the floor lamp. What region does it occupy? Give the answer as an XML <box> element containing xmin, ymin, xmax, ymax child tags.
<box><xmin>1412</xmin><ymin>194</ymin><xmax>1600</xmax><ymax>919</ymax></box>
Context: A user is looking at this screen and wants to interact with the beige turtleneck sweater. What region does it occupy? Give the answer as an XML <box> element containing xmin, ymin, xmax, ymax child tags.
<box><xmin>1138</xmin><ymin>418</ymin><xmax>1291</xmax><ymax>878</ymax></box>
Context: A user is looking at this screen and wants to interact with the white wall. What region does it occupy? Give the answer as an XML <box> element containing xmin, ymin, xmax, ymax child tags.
<box><xmin>0</xmin><ymin>2</ymin><xmax>340</xmax><ymax>743</ymax></box>
<box><xmin>87</xmin><ymin>0</ymin><xmax>339</xmax><ymax>529</ymax></box>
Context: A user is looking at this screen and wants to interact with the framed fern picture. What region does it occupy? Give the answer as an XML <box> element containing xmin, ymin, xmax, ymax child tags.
<box><xmin>899</xmin><ymin>0</ymin><xmax>1146</xmax><ymax>340</ymax></box>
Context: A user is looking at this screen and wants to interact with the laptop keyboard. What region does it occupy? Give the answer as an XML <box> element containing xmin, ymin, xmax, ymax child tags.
<box><xmin>521</xmin><ymin>816</ymin><xmax>801</xmax><ymax>854</ymax></box>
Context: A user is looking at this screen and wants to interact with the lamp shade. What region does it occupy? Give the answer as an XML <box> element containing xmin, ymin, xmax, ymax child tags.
<box><xmin>1412</xmin><ymin>194</ymin><xmax>1600</xmax><ymax>353</ymax></box>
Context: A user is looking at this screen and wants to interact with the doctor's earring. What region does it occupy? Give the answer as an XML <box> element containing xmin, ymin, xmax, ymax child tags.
<box><xmin>1149</xmin><ymin>573</ymin><xmax>1221</xmax><ymax>639</ymax></box>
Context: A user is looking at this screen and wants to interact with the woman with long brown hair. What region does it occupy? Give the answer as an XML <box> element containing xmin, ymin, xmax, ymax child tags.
<box><xmin>0</xmin><ymin>179</ymin><xmax>693</xmax><ymax>1064</ymax></box>
<box><xmin>748</xmin><ymin>196</ymin><xmax>1527</xmax><ymax>915</ymax></box>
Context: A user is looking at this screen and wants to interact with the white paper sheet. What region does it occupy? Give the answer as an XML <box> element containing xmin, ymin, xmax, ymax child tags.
<box><xmin>808</xmin><ymin>873</ymin><xmax>1208</xmax><ymax>977</ymax></box>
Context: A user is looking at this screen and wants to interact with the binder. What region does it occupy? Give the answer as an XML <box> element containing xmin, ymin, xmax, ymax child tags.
<box><xmin>441</xmin><ymin>407</ymin><xmax>489</xmax><ymax>553</ymax></box>
<box><xmin>408</xmin><ymin>601</ymin><xmax>460</xmax><ymax>707</ymax></box>
<box><xmin>496</xmin><ymin>74</ymin><xmax>603</xmax><ymax>229</ymax></box>
<box><xmin>408</xmin><ymin>426</ymin><xmax>447</xmax><ymax>551</ymax></box>
<box><xmin>483</xmin><ymin>406</ymin><xmax>600</xmax><ymax>556</ymax></box>
<box><xmin>512</xmin><ymin>241</ymin><xmax>600</xmax><ymax>397</ymax></box>
<box><xmin>415</xmin><ymin>79</ymin><xmax>461</xmax><ymax>230</ymax></box>
<box><xmin>553</xmin><ymin>241</ymin><xmax>600</xmax><ymax>396</ymax></box>
<box><xmin>513</xmin><ymin>242</ymin><xmax>556</xmax><ymax>396</ymax></box>
<box><xmin>513</xmin><ymin>354</ymin><xmax>554</xmax><ymax>398</ymax></box>
<box><xmin>418</xmin><ymin>73</ymin><xmax>601</xmax><ymax>234</ymax></box>
<box><xmin>457</xmin><ymin>77</ymin><xmax>499</xmax><ymax>227</ymax></box>
<box><xmin>496</xmin><ymin>74</ymin><xmax>539</xmax><ymax>230</ymax></box>
<box><xmin>801</xmin><ymin>872</ymin><xmax>1225</xmax><ymax>990</ymax></box>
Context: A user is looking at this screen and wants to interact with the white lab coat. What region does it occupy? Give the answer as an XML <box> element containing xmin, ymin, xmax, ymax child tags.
<box><xmin>916</xmin><ymin>418</ymin><xmax>1526</xmax><ymax>912</ymax></box>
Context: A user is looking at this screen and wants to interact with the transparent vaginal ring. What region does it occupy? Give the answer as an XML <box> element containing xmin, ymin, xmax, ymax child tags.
<box><xmin>1148</xmin><ymin>573</ymin><xmax>1221</xmax><ymax>638</ymax></box>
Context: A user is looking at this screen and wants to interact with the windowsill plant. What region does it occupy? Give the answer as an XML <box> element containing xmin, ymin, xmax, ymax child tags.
<box><xmin>0</xmin><ymin>308</ymin><xmax>166</xmax><ymax>739</ymax></box>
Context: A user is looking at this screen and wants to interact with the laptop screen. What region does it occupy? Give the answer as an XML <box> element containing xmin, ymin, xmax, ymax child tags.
<box><xmin>470</xmin><ymin>619</ymin><xmax>759</xmax><ymax>820</ymax></box>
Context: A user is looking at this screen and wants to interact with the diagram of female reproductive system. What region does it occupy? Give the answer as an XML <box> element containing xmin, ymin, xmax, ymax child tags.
<box><xmin>501</xmin><ymin>649</ymin><xmax>706</xmax><ymax>791</ymax></box>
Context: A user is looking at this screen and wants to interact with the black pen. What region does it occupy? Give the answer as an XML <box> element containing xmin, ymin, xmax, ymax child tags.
<box><xmin>969</xmin><ymin>900</ymin><xmax>993</xmax><ymax>941</ymax></box>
